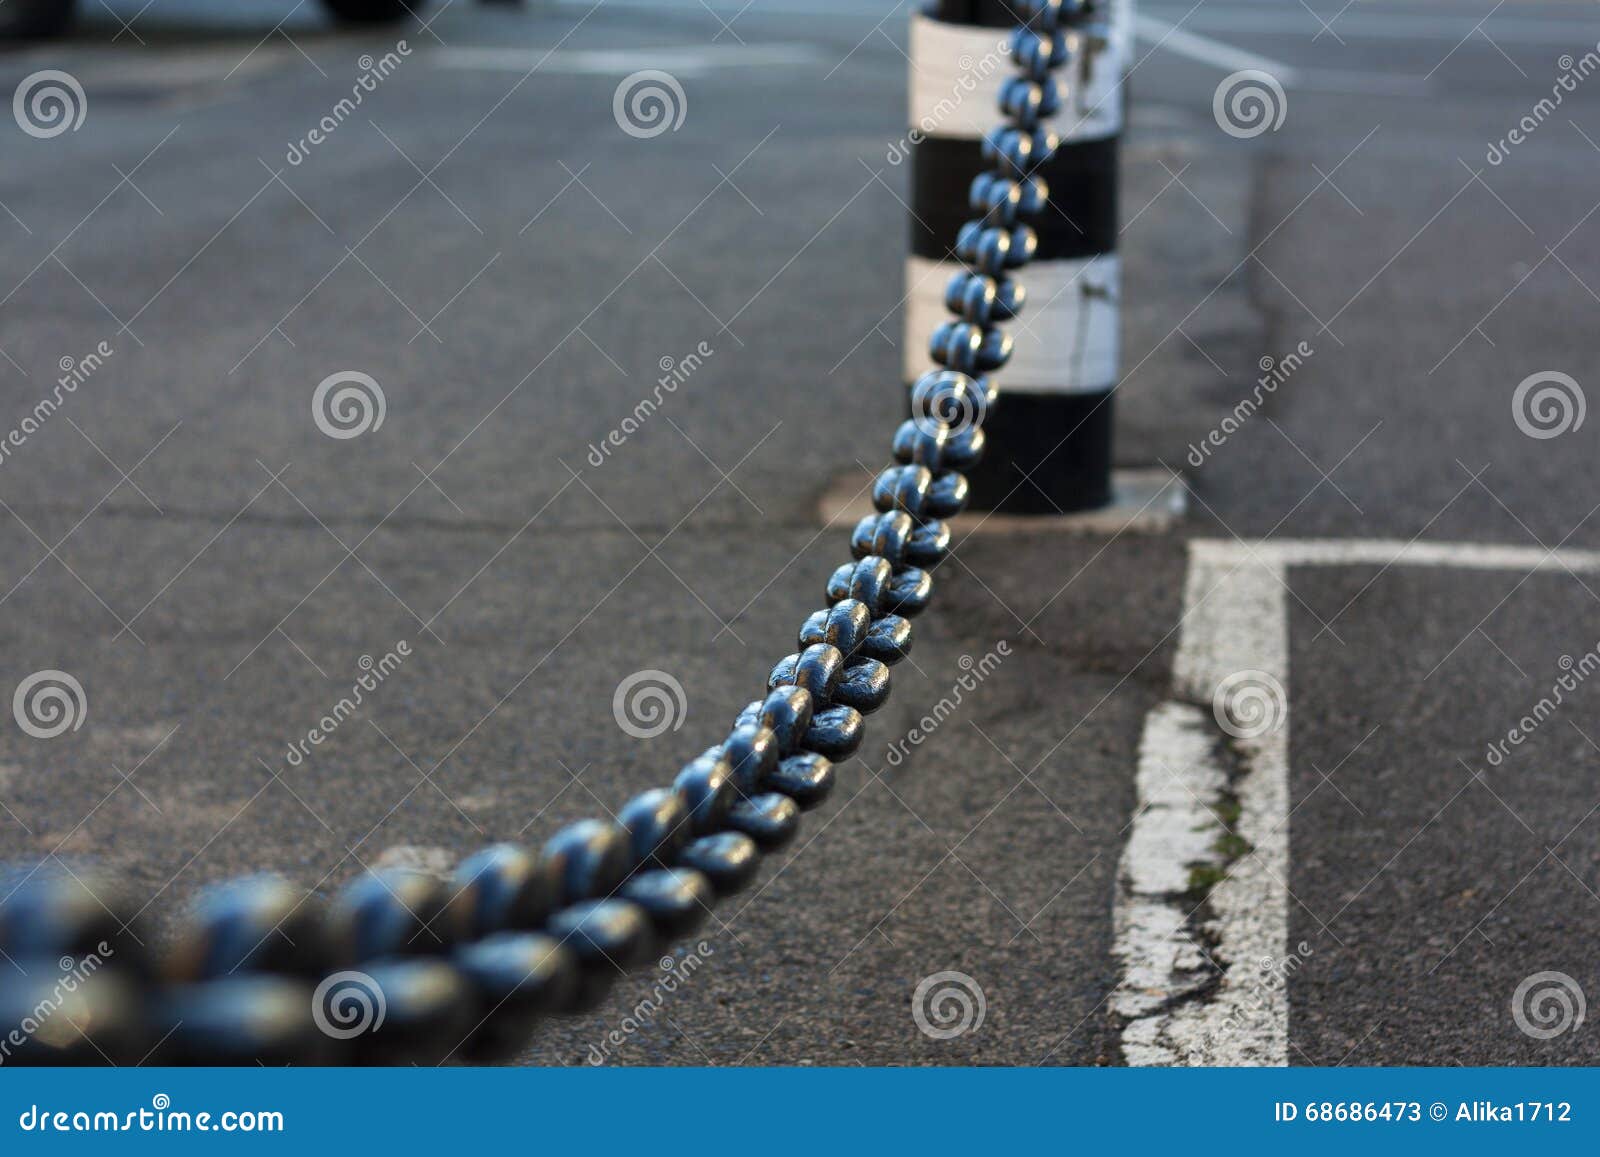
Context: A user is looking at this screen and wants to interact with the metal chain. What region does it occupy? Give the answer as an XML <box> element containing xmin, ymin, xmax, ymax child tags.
<box><xmin>0</xmin><ymin>0</ymin><xmax>1093</xmax><ymax>1066</ymax></box>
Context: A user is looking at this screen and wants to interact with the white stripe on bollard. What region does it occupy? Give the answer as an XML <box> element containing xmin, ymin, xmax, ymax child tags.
<box><xmin>908</xmin><ymin>11</ymin><xmax>1127</xmax><ymax>144</ymax></box>
<box><xmin>902</xmin><ymin>254</ymin><xmax>1120</xmax><ymax>391</ymax></box>
<box><xmin>907</xmin><ymin>17</ymin><xmax>1016</xmax><ymax>141</ymax></box>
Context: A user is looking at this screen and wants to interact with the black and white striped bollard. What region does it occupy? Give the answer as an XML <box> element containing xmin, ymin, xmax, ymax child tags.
<box><xmin>904</xmin><ymin>0</ymin><xmax>1127</xmax><ymax>513</ymax></box>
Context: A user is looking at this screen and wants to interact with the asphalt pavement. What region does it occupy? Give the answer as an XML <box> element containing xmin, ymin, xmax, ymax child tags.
<box><xmin>0</xmin><ymin>0</ymin><xmax>1598</xmax><ymax>1066</ymax></box>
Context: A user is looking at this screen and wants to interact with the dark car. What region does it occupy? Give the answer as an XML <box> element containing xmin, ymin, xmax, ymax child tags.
<box><xmin>1</xmin><ymin>0</ymin><xmax>425</xmax><ymax>38</ymax></box>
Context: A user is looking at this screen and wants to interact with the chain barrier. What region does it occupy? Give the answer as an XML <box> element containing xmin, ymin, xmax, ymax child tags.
<box><xmin>0</xmin><ymin>0</ymin><xmax>1092</xmax><ymax>1066</ymax></box>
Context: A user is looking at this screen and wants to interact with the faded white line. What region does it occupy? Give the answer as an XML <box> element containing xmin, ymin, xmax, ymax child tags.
<box><xmin>547</xmin><ymin>0</ymin><xmax>1599</xmax><ymax>48</ymax></box>
<box><xmin>1115</xmin><ymin>538</ymin><xmax>1600</xmax><ymax>1065</ymax></box>
<box><xmin>431</xmin><ymin>43</ymin><xmax>821</xmax><ymax>76</ymax></box>
<box><xmin>1292</xmin><ymin>69</ymin><xmax>1432</xmax><ymax>96</ymax></box>
<box><xmin>1136</xmin><ymin>13</ymin><xmax>1302</xmax><ymax>82</ymax></box>
<box><xmin>551</xmin><ymin>0</ymin><xmax>892</xmax><ymax>12</ymax></box>
<box><xmin>1117</xmin><ymin>544</ymin><xmax>1290</xmax><ymax>1065</ymax></box>
<box><xmin>1246</xmin><ymin>538</ymin><xmax>1600</xmax><ymax>573</ymax></box>
<box><xmin>1114</xmin><ymin>701</ymin><xmax>1230</xmax><ymax>1063</ymax></box>
<box><xmin>1145</xmin><ymin>6</ymin><xmax>1600</xmax><ymax>47</ymax></box>
<box><xmin>1134</xmin><ymin>15</ymin><xmax>1432</xmax><ymax>96</ymax></box>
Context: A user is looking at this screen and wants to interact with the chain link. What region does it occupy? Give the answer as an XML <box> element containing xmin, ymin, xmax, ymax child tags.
<box><xmin>0</xmin><ymin>0</ymin><xmax>1094</xmax><ymax>1066</ymax></box>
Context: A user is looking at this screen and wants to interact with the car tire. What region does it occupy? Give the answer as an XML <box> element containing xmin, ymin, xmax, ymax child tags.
<box><xmin>320</xmin><ymin>0</ymin><xmax>429</xmax><ymax>23</ymax></box>
<box><xmin>0</xmin><ymin>0</ymin><xmax>75</xmax><ymax>39</ymax></box>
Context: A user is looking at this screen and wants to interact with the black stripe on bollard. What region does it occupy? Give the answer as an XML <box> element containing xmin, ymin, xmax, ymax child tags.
<box><xmin>905</xmin><ymin>0</ymin><xmax>1125</xmax><ymax>514</ymax></box>
<box><xmin>964</xmin><ymin>391</ymin><xmax>1115</xmax><ymax>513</ymax></box>
<box><xmin>909</xmin><ymin>134</ymin><xmax>1118</xmax><ymax>262</ymax></box>
<box><xmin>934</xmin><ymin>0</ymin><xmax>1036</xmax><ymax>26</ymax></box>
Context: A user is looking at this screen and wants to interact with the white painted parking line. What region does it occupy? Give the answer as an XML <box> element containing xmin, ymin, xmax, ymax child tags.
<box><xmin>1135</xmin><ymin>14</ymin><xmax>1302</xmax><ymax>82</ymax></box>
<box><xmin>431</xmin><ymin>44</ymin><xmax>821</xmax><ymax>76</ymax></box>
<box><xmin>1246</xmin><ymin>538</ymin><xmax>1600</xmax><ymax>571</ymax></box>
<box><xmin>1142</xmin><ymin>5</ymin><xmax>1600</xmax><ymax>47</ymax></box>
<box><xmin>549</xmin><ymin>0</ymin><xmax>895</xmax><ymax>15</ymax></box>
<box><xmin>1134</xmin><ymin>15</ymin><xmax>1433</xmax><ymax>96</ymax></box>
<box><xmin>1115</xmin><ymin>701</ymin><xmax>1240</xmax><ymax>1063</ymax></box>
<box><xmin>550</xmin><ymin>0</ymin><xmax>1600</xmax><ymax>47</ymax></box>
<box><xmin>1114</xmin><ymin>538</ymin><xmax>1600</xmax><ymax>1065</ymax></box>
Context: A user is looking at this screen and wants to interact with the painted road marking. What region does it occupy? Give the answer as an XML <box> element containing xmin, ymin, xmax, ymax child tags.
<box><xmin>1136</xmin><ymin>14</ymin><xmax>1302</xmax><ymax>82</ymax></box>
<box><xmin>1115</xmin><ymin>700</ymin><xmax>1230</xmax><ymax>1059</ymax></box>
<box><xmin>431</xmin><ymin>44</ymin><xmax>822</xmax><ymax>76</ymax></box>
<box><xmin>545</xmin><ymin>0</ymin><xmax>1592</xmax><ymax>49</ymax></box>
<box><xmin>1142</xmin><ymin>5</ymin><xmax>1600</xmax><ymax>47</ymax></box>
<box><xmin>1134</xmin><ymin>15</ymin><xmax>1433</xmax><ymax>96</ymax></box>
<box><xmin>552</xmin><ymin>0</ymin><xmax>1600</xmax><ymax>45</ymax></box>
<box><xmin>1115</xmin><ymin>538</ymin><xmax>1600</xmax><ymax>1065</ymax></box>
